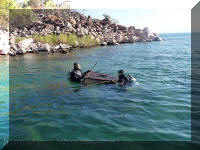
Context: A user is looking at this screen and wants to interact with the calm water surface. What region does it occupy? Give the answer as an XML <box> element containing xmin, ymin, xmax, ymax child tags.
<box><xmin>0</xmin><ymin>33</ymin><xmax>191</xmax><ymax>147</ymax></box>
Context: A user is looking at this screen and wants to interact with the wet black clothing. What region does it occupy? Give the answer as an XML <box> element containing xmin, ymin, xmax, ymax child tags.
<box><xmin>118</xmin><ymin>74</ymin><xmax>129</xmax><ymax>85</ymax></box>
<box><xmin>70</xmin><ymin>69</ymin><xmax>91</xmax><ymax>83</ymax></box>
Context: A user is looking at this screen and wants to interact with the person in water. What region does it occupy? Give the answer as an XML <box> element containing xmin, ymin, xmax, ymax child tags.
<box><xmin>117</xmin><ymin>69</ymin><xmax>129</xmax><ymax>86</ymax></box>
<box><xmin>70</xmin><ymin>62</ymin><xmax>91</xmax><ymax>82</ymax></box>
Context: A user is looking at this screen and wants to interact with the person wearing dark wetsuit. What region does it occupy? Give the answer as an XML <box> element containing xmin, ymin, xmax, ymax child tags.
<box><xmin>70</xmin><ymin>62</ymin><xmax>91</xmax><ymax>83</ymax></box>
<box><xmin>117</xmin><ymin>69</ymin><xmax>129</xmax><ymax>86</ymax></box>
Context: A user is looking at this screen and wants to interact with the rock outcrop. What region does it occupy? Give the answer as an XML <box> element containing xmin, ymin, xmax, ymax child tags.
<box><xmin>2</xmin><ymin>10</ymin><xmax>163</xmax><ymax>56</ymax></box>
<box><xmin>0</xmin><ymin>29</ymin><xmax>9</xmax><ymax>55</ymax></box>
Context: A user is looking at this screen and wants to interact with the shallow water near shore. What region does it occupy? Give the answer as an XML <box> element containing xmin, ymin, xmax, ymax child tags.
<box><xmin>1</xmin><ymin>33</ymin><xmax>191</xmax><ymax>146</ymax></box>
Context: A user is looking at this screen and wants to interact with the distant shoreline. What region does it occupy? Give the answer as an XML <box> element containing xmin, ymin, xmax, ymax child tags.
<box><xmin>1</xmin><ymin>10</ymin><xmax>163</xmax><ymax>56</ymax></box>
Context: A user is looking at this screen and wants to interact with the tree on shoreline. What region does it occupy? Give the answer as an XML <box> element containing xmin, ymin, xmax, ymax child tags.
<box><xmin>0</xmin><ymin>0</ymin><xmax>71</xmax><ymax>28</ymax></box>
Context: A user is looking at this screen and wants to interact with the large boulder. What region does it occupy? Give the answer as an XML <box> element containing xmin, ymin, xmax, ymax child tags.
<box><xmin>66</xmin><ymin>22</ymin><xmax>73</xmax><ymax>29</ymax></box>
<box><xmin>10</xmin><ymin>44</ymin><xmax>18</xmax><ymax>51</ymax></box>
<box><xmin>143</xmin><ymin>27</ymin><xmax>150</xmax><ymax>34</ymax></box>
<box><xmin>30</xmin><ymin>21</ymin><xmax>43</xmax><ymax>28</ymax></box>
<box><xmin>118</xmin><ymin>25</ymin><xmax>127</xmax><ymax>31</ymax></box>
<box><xmin>69</xmin><ymin>17</ymin><xmax>76</xmax><ymax>26</ymax></box>
<box><xmin>8</xmin><ymin>51</ymin><xmax>17</xmax><ymax>56</ymax></box>
<box><xmin>101</xmin><ymin>42</ymin><xmax>107</xmax><ymax>46</ymax></box>
<box><xmin>46</xmin><ymin>15</ymin><xmax>63</xmax><ymax>25</ymax></box>
<box><xmin>16</xmin><ymin>49</ymin><xmax>25</xmax><ymax>55</ymax></box>
<box><xmin>115</xmin><ymin>34</ymin><xmax>123</xmax><ymax>43</ymax></box>
<box><xmin>101</xmin><ymin>18</ymin><xmax>112</xmax><ymax>26</ymax></box>
<box><xmin>135</xmin><ymin>29</ymin><xmax>147</xmax><ymax>41</ymax></box>
<box><xmin>75</xmin><ymin>22</ymin><xmax>82</xmax><ymax>29</ymax></box>
<box><xmin>76</xmin><ymin>28</ymin><xmax>85</xmax><ymax>37</ymax></box>
<box><xmin>128</xmin><ymin>26</ymin><xmax>135</xmax><ymax>34</ymax></box>
<box><xmin>107</xmin><ymin>38</ymin><xmax>118</xmax><ymax>45</ymax></box>
<box><xmin>86</xmin><ymin>15</ymin><xmax>93</xmax><ymax>26</ymax></box>
<box><xmin>59</xmin><ymin>43</ymin><xmax>71</xmax><ymax>49</ymax></box>
<box><xmin>142</xmin><ymin>27</ymin><xmax>163</xmax><ymax>41</ymax></box>
<box><xmin>152</xmin><ymin>36</ymin><xmax>163</xmax><ymax>41</ymax></box>
<box><xmin>128</xmin><ymin>35</ymin><xmax>139</xmax><ymax>43</ymax></box>
<box><xmin>148</xmin><ymin>32</ymin><xmax>163</xmax><ymax>41</ymax></box>
<box><xmin>18</xmin><ymin>38</ymin><xmax>34</xmax><ymax>51</ymax></box>
<box><xmin>45</xmin><ymin>24</ymin><xmax>54</xmax><ymax>31</ymax></box>
<box><xmin>76</xmin><ymin>27</ymin><xmax>88</xmax><ymax>37</ymax></box>
<box><xmin>29</xmin><ymin>43</ymin><xmax>38</xmax><ymax>51</ymax></box>
<box><xmin>37</xmin><ymin>44</ymin><xmax>51</xmax><ymax>52</ymax></box>
<box><xmin>0</xmin><ymin>30</ymin><xmax>9</xmax><ymax>55</ymax></box>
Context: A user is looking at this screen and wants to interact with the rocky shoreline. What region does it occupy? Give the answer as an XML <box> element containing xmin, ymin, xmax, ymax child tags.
<box><xmin>0</xmin><ymin>10</ymin><xmax>162</xmax><ymax>56</ymax></box>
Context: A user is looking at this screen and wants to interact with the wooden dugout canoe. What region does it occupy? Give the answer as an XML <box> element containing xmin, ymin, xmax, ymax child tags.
<box><xmin>83</xmin><ymin>72</ymin><xmax>116</xmax><ymax>85</ymax></box>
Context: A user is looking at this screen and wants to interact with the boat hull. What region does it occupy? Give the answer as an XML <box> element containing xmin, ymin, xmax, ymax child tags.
<box><xmin>83</xmin><ymin>72</ymin><xmax>116</xmax><ymax>85</ymax></box>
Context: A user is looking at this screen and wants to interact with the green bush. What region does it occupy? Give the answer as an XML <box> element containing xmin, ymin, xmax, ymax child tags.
<box><xmin>33</xmin><ymin>33</ymin><xmax>100</xmax><ymax>47</ymax></box>
<box><xmin>15</xmin><ymin>37</ymin><xmax>26</xmax><ymax>43</ymax></box>
<box><xmin>9</xmin><ymin>9</ymin><xmax>37</xmax><ymax>29</ymax></box>
<box><xmin>58</xmin><ymin>33</ymin><xmax>77</xmax><ymax>46</ymax></box>
<box><xmin>34</xmin><ymin>34</ymin><xmax>59</xmax><ymax>46</ymax></box>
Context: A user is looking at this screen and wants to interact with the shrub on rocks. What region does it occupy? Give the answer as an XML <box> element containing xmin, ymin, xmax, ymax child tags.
<box><xmin>9</xmin><ymin>9</ymin><xmax>37</xmax><ymax>29</ymax></box>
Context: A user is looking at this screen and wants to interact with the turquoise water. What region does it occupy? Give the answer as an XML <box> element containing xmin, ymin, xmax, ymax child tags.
<box><xmin>1</xmin><ymin>33</ymin><xmax>191</xmax><ymax>147</ymax></box>
<box><xmin>0</xmin><ymin>57</ymin><xmax>9</xmax><ymax>148</ymax></box>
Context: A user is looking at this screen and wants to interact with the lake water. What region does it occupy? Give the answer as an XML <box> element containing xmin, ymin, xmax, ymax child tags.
<box><xmin>0</xmin><ymin>33</ymin><xmax>192</xmax><ymax>148</ymax></box>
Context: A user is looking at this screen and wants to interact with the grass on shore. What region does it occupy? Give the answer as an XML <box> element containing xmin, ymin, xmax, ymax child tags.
<box><xmin>33</xmin><ymin>33</ymin><xmax>100</xmax><ymax>47</ymax></box>
<box><xmin>15</xmin><ymin>33</ymin><xmax>100</xmax><ymax>47</ymax></box>
<box><xmin>15</xmin><ymin>37</ymin><xmax>26</xmax><ymax>43</ymax></box>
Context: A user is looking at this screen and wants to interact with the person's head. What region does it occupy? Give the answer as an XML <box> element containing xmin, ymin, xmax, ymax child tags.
<box><xmin>118</xmin><ymin>69</ymin><xmax>124</xmax><ymax>76</ymax></box>
<box><xmin>74</xmin><ymin>62</ymin><xmax>81</xmax><ymax>70</ymax></box>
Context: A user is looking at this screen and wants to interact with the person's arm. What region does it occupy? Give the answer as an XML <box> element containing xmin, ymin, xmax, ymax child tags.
<box><xmin>82</xmin><ymin>70</ymin><xmax>92</xmax><ymax>76</ymax></box>
<box><xmin>123</xmin><ymin>74</ymin><xmax>129</xmax><ymax>81</ymax></box>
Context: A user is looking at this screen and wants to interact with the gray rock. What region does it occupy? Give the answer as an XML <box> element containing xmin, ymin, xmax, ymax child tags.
<box><xmin>26</xmin><ymin>49</ymin><xmax>34</xmax><ymax>53</ymax></box>
<box><xmin>29</xmin><ymin>43</ymin><xmax>38</xmax><ymax>50</ymax></box>
<box><xmin>16</xmin><ymin>49</ymin><xmax>24</xmax><ymax>55</ymax></box>
<box><xmin>107</xmin><ymin>39</ymin><xmax>117</xmax><ymax>45</ymax></box>
<box><xmin>66</xmin><ymin>22</ymin><xmax>73</xmax><ymax>29</ymax></box>
<box><xmin>69</xmin><ymin>17</ymin><xmax>76</xmax><ymax>26</ymax></box>
<box><xmin>128</xmin><ymin>36</ymin><xmax>139</xmax><ymax>43</ymax></box>
<box><xmin>101</xmin><ymin>42</ymin><xmax>107</xmax><ymax>46</ymax></box>
<box><xmin>59</xmin><ymin>44</ymin><xmax>71</xmax><ymax>49</ymax></box>
<box><xmin>18</xmin><ymin>38</ymin><xmax>34</xmax><ymax>50</ymax></box>
<box><xmin>37</xmin><ymin>44</ymin><xmax>51</xmax><ymax>52</ymax></box>
<box><xmin>153</xmin><ymin>37</ymin><xmax>163</xmax><ymax>41</ymax></box>
<box><xmin>76</xmin><ymin>23</ymin><xmax>82</xmax><ymax>29</ymax></box>
<box><xmin>8</xmin><ymin>51</ymin><xmax>17</xmax><ymax>56</ymax></box>
<box><xmin>56</xmin><ymin>26</ymin><xmax>60</xmax><ymax>31</ymax></box>
<box><xmin>118</xmin><ymin>25</ymin><xmax>127</xmax><ymax>31</ymax></box>
<box><xmin>10</xmin><ymin>44</ymin><xmax>18</xmax><ymax>51</ymax></box>
<box><xmin>128</xmin><ymin>26</ymin><xmax>135</xmax><ymax>34</ymax></box>
<box><xmin>115</xmin><ymin>34</ymin><xmax>123</xmax><ymax>43</ymax></box>
<box><xmin>45</xmin><ymin>24</ymin><xmax>54</xmax><ymax>31</ymax></box>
